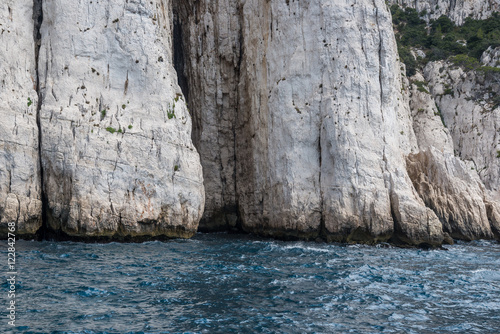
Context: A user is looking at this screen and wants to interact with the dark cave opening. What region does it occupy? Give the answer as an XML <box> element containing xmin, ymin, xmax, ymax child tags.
<box><xmin>172</xmin><ymin>10</ymin><xmax>189</xmax><ymax>102</ymax></box>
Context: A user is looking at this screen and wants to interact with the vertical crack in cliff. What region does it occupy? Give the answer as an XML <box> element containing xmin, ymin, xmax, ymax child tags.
<box><xmin>172</xmin><ymin>9</ymin><xmax>189</xmax><ymax>101</ymax></box>
<box><xmin>318</xmin><ymin>11</ymin><xmax>326</xmax><ymax>241</ymax></box>
<box><xmin>318</xmin><ymin>120</ymin><xmax>326</xmax><ymax>240</ymax></box>
<box><xmin>375</xmin><ymin>0</ymin><xmax>400</xmax><ymax>241</ymax></box>
<box><xmin>172</xmin><ymin>2</ymin><xmax>244</xmax><ymax>232</ymax></box>
<box><xmin>33</xmin><ymin>0</ymin><xmax>48</xmax><ymax>239</ymax></box>
<box><xmin>232</xmin><ymin>22</ymin><xmax>245</xmax><ymax>232</ymax></box>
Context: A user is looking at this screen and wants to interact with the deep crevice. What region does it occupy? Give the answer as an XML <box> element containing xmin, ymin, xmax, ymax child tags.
<box><xmin>172</xmin><ymin>9</ymin><xmax>189</xmax><ymax>101</ymax></box>
<box><xmin>231</xmin><ymin>17</ymin><xmax>245</xmax><ymax>233</ymax></box>
<box><xmin>173</xmin><ymin>2</ymin><xmax>244</xmax><ymax>233</ymax></box>
<box><xmin>32</xmin><ymin>0</ymin><xmax>50</xmax><ymax>240</ymax></box>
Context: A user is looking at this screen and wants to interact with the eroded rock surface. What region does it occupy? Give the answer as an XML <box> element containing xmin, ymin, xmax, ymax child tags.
<box><xmin>404</xmin><ymin>64</ymin><xmax>500</xmax><ymax>242</ymax></box>
<box><xmin>0</xmin><ymin>1</ymin><xmax>42</xmax><ymax>236</ymax></box>
<box><xmin>177</xmin><ymin>0</ymin><xmax>445</xmax><ymax>245</ymax></box>
<box><xmin>424</xmin><ymin>59</ymin><xmax>500</xmax><ymax>192</ymax></box>
<box><xmin>175</xmin><ymin>0</ymin><xmax>240</xmax><ymax>231</ymax></box>
<box><xmin>481</xmin><ymin>46</ymin><xmax>500</xmax><ymax>67</ymax></box>
<box><xmin>38</xmin><ymin>0</ymin><xmax>204</xmax><ymax>238</ymax></box>
<box><xmin>407</xmin><ymin>148</ymin><xmax>495</xmax><ymax>240</ymax></box>
<box><xmin>407</xmin><ymin>73</ymin><xmax>454</xmax><ymax>155</ymax></box>
<box><xmin>2</xmin><ymin>0</ymin><xmax>499</xmax><ymax>245</ymax></box>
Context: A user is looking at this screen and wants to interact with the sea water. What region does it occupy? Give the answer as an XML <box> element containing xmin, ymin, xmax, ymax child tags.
<box><xmin>2</xmin><ymin>233</ymin><xmax>500</xmax><ymax>333</ymax></box>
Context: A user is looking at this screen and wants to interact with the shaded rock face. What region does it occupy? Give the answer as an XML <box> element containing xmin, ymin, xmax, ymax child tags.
<box><xmin>37</xmin><ymin>0</ymin><xmax>204</xmax><ymax>238</ymax></box>
<box><xmin>387</xmin><ymin>0</ymin><xmax>500</xmax><ymax>24</ymax></box>
<box><xmin>174</xmin><ymin>0</ymin><xmax>241</xmax><ymax>231</ymax></box>
<box><xmin>177</xmin><ymin>0</ymin><xmax>445</xmax><ymax>245</ymax></box>
<box><xmin>0</xmin><ymin>1</ymin><xmax>42</xmax><ymax>236</ymax></box>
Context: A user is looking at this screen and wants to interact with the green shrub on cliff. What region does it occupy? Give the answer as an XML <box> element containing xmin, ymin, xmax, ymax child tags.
<box><xmin>391</xmin><ymin>6</ymin><xmax>500</xmax><ymax>75</ymax></box>
<box><xmin>450</xmin><ymin>54</ymin><xmax>480</xmax><ymax>70</ymax></box>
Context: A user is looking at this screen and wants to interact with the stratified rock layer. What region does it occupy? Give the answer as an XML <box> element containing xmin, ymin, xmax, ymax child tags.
<box><xmin>38</xmin><ymin>0</ymin><xmax>204</xmax><ymax>238</ymax></box>
<box><xmin>0</xmin><ymin>1</ymin><xmax>42</xmax><ymax>236</ymax></box>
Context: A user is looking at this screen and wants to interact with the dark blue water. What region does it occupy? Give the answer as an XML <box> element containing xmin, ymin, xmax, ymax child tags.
<box><xmin>2</xmin><ymin>233</ymin><xmax>500</xmax><ymax>333</ymax></box>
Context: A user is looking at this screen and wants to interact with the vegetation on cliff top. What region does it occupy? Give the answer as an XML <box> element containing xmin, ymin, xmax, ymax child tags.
<box><xmin>391</xmin><ymin>5</ymin><xmax>500</xmax><ymax>76</ymax></box>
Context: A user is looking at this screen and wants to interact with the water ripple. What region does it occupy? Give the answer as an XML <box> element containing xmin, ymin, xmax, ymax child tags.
<box><xmin>4</xmin><ymin>234</ymin><xmax>500</xmax><ymax>333</ymax></box>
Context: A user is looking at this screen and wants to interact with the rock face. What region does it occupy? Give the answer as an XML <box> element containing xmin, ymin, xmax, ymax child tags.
<box><xmin>481</xmin><ymin>46</ymin><xmax>500</xmax><ymax>67</ymax></box>
<box><xmin>37</xmin><ymin>0</ymin><xmax>204</xmax><ymax>238</ymax></box>
<box><xmin>387</xmin><ymin>0</ymin><xmax>500</xmax><ymax>24</ymax></box>
<box><xmin>177</xmin><ymin>0</ymin><xmax>446</xmax><ymax>245</ymax></box>
<box><xmin>0</xmin><ymin>1</ymin><xmax>42</xmax><ymax>236</ymax></box>
<box><xmin>423</xmin><ymin>60</ymin><xmax>500</xmax><ymax>192</ymax></box>
<box><xmin>407</xmin><ymin>73</ymin><xmax>454</xmax><ymax>156</ymax></box>
<box><xmin>174</xmin><ymin>0</ymin><xmax>241</xmax><ymax>231</ymax></box>
<box><xmin>2</xmin><ymin>0</ymin><xmax>499</xmax><ymax>245</ymax></box>
<box><xmin>407</xmin><ymin>148</ymin><xmax>495</xmax><ymax>240</ymax></box>
<box><xmin>405</xmin><ymin>64</ymin><xmax>500</xmax><ymax>241</ymax></box>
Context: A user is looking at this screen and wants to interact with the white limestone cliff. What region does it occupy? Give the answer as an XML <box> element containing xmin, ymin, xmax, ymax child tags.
<box><xmin>423</xmin><ymin>60</ymin><xmax>500</xmax><ymax>192</ymax></box>
<box><xmin>481</xmin><ymin>46</ymin><xmax>500</xmax><ymax>67</ymax></box>
<box><xmin>389</xmin><ymin>0</ymin><xmax>500</xmax><ymax>242</ymax></box>
<box><xmin>37</xmin><ymin>0</ymin><xmax>204</xmax><ymax>238</ymax></box>
<box><xmin>0</xmin><ymin>1</ymin><xmax>42</xmax><ymax>236</ymax></box>
<box><xmin>177</xmin><ymin>0</ymin><xmax>448</xmax><ymax>245</ymax></box>
<box><xmin>2</xmin><ymin>0</ymin><xmax>499</xmax><ymax>245</ymax></box>
<box><xmin>407</xmin><ymin>55</ymin><xmax>500</xmax><ymax>239</ymax></box>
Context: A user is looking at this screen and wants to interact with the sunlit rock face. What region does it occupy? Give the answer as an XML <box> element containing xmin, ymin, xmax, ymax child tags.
<box><xmin>2</xmin><ymin>0</ymin><xmax>499</xmax><ymax>245</ymax></box>
<box><xmin>423</xmin><ymin>59</ymin><xmax>500</xmax><ymax>193</ymax></box>
<box><xmin>37</xmin><ymin>0</ymin><xmax>204</xmax><ymax>238</ymax></box>
<box><xmin>176</xmin><ymin>0</ymin><xmax>448</xmax><ymax>246</ymax></box>
<box><xmin>0</xmin><ymin>1</ymin><xmax>42</xmax><ymax>237</ymax></box>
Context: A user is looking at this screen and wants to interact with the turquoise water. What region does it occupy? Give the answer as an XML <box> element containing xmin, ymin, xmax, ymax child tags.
<box><xmin>2</xmin><ymin>233</ymin><xmax>500</xmax><ymax>333</ymax></box>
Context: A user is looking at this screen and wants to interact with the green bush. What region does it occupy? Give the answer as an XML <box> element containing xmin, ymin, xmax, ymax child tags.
<box><xmin>398</xmin><ymin>45</ymin><xmax>418</xmax><ymax>76</ymax></box>
<box><xmin>413</xmin><ymin>80</ymin><xmax>430</xmax><ymax>94</ymax></box>
<box><xmin>478</xmin><ymin>66</ymin><xmax>500</xmax><ymax>74</ymax></box>
<box><xmin>167</xmin><ymin>109</ymin><xmax>175</xmax><ymax>119</ymax></box>
<box><xmin>391</xmin><ymin>7</ymin><xmax>500</xmax><ymax>75</ymax></box>
<box><xmin>450</xmin><ymin>54</ymin><xmax>480</xmax><ymax>70</ymax></box>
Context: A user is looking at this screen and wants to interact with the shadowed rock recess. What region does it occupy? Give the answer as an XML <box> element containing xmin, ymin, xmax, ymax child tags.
<box><xmin>0</xmin><ymin>0</ymin><xmax>499</xmax><ymax>246</ymax></box>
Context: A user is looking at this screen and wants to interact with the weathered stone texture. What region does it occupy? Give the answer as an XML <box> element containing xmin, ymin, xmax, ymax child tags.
<box><xmin>0</xmin><ymin>1</ymin><xmax>42</xmax><ymax>236</ymax></box>
<box><xmin>37</xmin><ymin>0</ymin><xmax>204</xmax><ymax>238</ymax></box>
<box><xmin>177</xmin><ymin>0</ymin><xmax>446</xmax><ymax>245</ymax></box>
<box><xmin>175</xmin><ymin>0</ymin><xmax>241</xmax><ymax>231</ymax></box>
<box><xmin>424</xmin><ymin>60</ymin><xmax>500</xmax><ymax>193</ymax></box>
